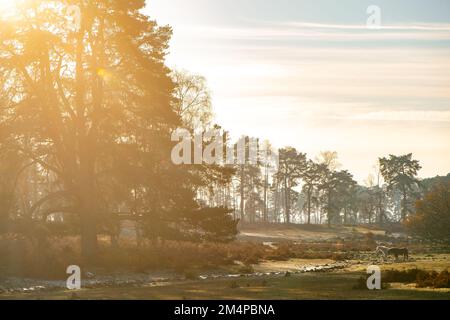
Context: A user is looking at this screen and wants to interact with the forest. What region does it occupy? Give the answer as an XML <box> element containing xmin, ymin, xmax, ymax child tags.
<box><xmin>0</xmin><ymin>0</ymin><xmax>449</xmax><ymax>300</ymax></box>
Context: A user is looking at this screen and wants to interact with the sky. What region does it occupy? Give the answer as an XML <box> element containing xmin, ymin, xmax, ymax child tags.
<box><xmin>145</xmin><ymin>0</ymin><xmax>450</xmax><ymax>183</ymax></box>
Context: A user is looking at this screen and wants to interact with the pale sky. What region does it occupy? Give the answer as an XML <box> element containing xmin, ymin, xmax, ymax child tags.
<box><xmin>145</xmin><ymin>0</ymin><xmax>450</xmax><ymax>183</ymax></box>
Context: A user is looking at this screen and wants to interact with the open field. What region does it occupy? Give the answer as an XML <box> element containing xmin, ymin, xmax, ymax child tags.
<box><xmin>1</xmin><ymin>223</ymin><xmax>449</xmax><ymax>300</ymax></box>
<box><xmin>2</xmin><ymin>268</ymin><xmax>449</xmax><ymax>300</ymax></box>
<box><xmin>238</xmin><ymin>223</ymin><xmax>387</xmax><ymax>243</ymax></box>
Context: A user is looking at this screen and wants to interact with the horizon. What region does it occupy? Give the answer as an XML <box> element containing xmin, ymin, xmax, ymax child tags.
<box><xmin>146</xmin><ymin>0</ymin><xmax>450</xmax><ymax>183</ymax></box>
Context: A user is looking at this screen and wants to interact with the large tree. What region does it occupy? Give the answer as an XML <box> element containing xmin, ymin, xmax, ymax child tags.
<box><xmin>261</xmin><ymin>140</ymin><xmax>276</xmax><ymax>222</ymax></box>
<box><xmin>275</xmin><ymin>147</ymin><xmax>306</xmax><ymax>223</ymax></box>
<box><xmin>0</xmin><ymin>0</ymin><xmax>178</xmax><ymax>261</ymax></box>
<box><xmin>318</xmin><ymin>168</ymin><xmax>356</xmax><ymax>226</ymax></box>
<box><xmin>301</xmin><ymin>160</ymin><xmax>322</xmax><ymax>224</ymax></box>
<box><xmin>0</xmin><ymin>1</ymin><xmax>238</xmax><ymax>262</ymax></box>
<box><xmin>171</xmin><ymin>69</ymin><xmax>213</xmax><ymax>131</ymax></box>
<box><xmin>379</xmin><ymin>154</ymin><xmax>422</xmax><ymax>221</ymax></box>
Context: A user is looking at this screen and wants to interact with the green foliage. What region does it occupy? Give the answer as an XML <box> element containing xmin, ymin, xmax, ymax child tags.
<box><xmin>383</xmin><ymin>268</ymin><xmax>422</xmax><ymax>283</ymax></box>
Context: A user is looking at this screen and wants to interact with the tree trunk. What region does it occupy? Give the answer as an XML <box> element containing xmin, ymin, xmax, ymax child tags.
<box><xmin>263</xmin><ymin>169</ymin><xmax>268</xmax><ymax>222</ymax></box>
<box><xmin>401</xmin><ymin>187</ymin><xmax>408</xmax><ymax>221</ymax></box>
<box><xmin>327</xmin><ymin>189</ymin><xmax>332</xmax><ymax>227</ymax></box>
<box><xmin>307</xmin><ymin>188</ymin><xmax>312</xmax><ymax>225</ymax></box>
<box><xmin>78</xmin><ymin>137</ymin><xmax>99</xmax><ymax>264</ymax></box>
<box><xmin>73</xmin><ymin>4</ymin><xmax>99</xmax><ymax>264</ymax></box>
<box><xmin>344</xmin><ymin>207</ymin><xmax>348</xmax><ymax>224</ymax></box>
<box><xmin>79</xmin><ymin>187</ymin><xmax>98</xmax><ymax>264</ymax></box>
<box><xmin>273</xmin><ymin>182</ymin><xmax>279</xmax><ymax>223</ymax></box>
<box><xmin>378</xmin><ymin>205</ymin><xmax>384</xmax><ymax>225</ymax></box>
<box><xmin>284</xmin><ymin>178</ymin><xmax>290</xmax><ymax>224</ymax></box>
<box><xmin>378</xmin><ymin>192</ymin><xmax>384</xmax><ymax>226</ymax></box>
<box><xmin>80</xmin><ymin>217</ymin><xmax>98</xmax><ymax>263</ymax></box>
<box><xmin>240</xmin><ymin>166</ymin><xmax>245</xmax><ymax>221</ymax></box>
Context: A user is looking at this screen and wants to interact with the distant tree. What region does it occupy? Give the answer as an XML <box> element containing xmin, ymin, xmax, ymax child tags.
<box><xmin>172</xmin><ymin>69</ymin><xmax>213</xmax><ymax>131</ymax></box>
<box><xmin>379</xmin><ymin>154</ymin><xmax>422</xmax><ymax>221</ymax></box>
<box><xmin>406</xmin><ymin>182</ymin><xmax>450</xmax><ymax>243</ymax></box>
<box><xmin>317</xmin><ymin>163</ymin><xmax>356</xmax><ymax>226</ymax></box>
<box><xmin>357</xmin><ymin>186</ymin><xmax>377</xmax><ymax>224</ymax></box>
<box><xmin>275</xmin><ymin>148</ymin><xmax>307</xmax><ymax>223</ymax></box>
<box><xmin>316</xmin><ymin>151</ymin><xmax>341</xmax><ymax>171</ymax></box>
<box><xmin>231</xmin><ymin>137</ymin><xmax>262</xmax><ymax>221</ymax></box>
<box><xmin>301</xmin><ymin>160</ymin><xmax>322</xmax><ymax>224</ymax></box>
<box><xmin>365</xmin><ymin>165</ymin><xmax>388</xmax><ymax>225</ymax></box>
<box><xmin>330</xmin><ymin>170</ymin><xmax>357</xmax><ymax>225</ymax></box>
<box><xmin>269</xmin><ymin>176</ymin><xmax>282</xmax><ymax>223</ymax></box>
<box><xmin>261</xmin><ymin>140</ymin><xmax>277</xmax><ymax>222</ymax></box>
<box><xmin>335</xmin><ymin>171</ymin><xmax>358</xmax><ymax>224</ymax></box>
<box><xmin>420</xmin><ymin>173</ymin><xmax>450</xmax><ymax>194</ymax></box>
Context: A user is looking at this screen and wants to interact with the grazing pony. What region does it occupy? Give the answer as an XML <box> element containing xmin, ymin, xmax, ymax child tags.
<box><xmin>375</xmin><ymin>246</ymin><xmax>409</xmax><ymax>261</ymax></box>
<box><xmin>375</xmin><ymin>246</ymin><xmax>391</xmax><ymax>259</ymax></box>
<box><xmin>387</xmin><ymin>247</ymin><xmax>409</xmax><ymax>261</ymax></box>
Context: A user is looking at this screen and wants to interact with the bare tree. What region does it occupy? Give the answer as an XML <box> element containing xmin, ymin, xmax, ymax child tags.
<box><xmin>172</xmin><ymin>69</ymin><xmax>213</xmax><ymax>131</ymax></box>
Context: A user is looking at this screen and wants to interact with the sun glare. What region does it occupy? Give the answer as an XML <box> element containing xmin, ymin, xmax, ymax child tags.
<box><xmin>0</xmin><ymin>0</ymin><xmax>12</xmax><ymax>9</ymax></box>
<box><xmin>0</xmin><ymin>0</ymin><xmax>18</xmax><ymax>18</ymax></box>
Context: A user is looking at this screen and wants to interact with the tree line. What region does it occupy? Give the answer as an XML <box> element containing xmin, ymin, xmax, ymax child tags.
<box><xmin>0</xmin><ymin>1</ymin><xmax>449</xmax><ymax>264</ymax></box>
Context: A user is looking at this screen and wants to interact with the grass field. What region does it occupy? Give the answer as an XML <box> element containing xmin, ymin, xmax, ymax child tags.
<box><xmin>1</xmin><ymin>223</ymin><xmax>450</xmax><ymax>300</ymax></box>
<box><xmin>2</xmin><ymin>270</ymin><xmax>449</xmax><ymax>300</ymax></box>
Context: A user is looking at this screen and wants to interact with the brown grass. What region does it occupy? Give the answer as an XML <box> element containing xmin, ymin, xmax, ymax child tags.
<box><xmin>1</xmin><ymin>231</ymin><xmax>445</xmax><ymax>280</ymax></box>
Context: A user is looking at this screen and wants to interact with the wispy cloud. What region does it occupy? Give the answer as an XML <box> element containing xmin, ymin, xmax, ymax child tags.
<box><xmin>156</xmin><ymin>1</ymin><xmax>450</xmax><ymax>182</ymax></box>
<box><xmin>283</xmin><ymin>21</ymin><xmax>450</xmax><ymax>31</ymax></box>
<box><xmin>175</xmin><ymin>21</ymin><xmax>450</xmax><ymax>42</ymax></box>
<box><xmin>335</xmin><ymin>110</ymin><xmax>450</xmax><ymax>122</ymax></box>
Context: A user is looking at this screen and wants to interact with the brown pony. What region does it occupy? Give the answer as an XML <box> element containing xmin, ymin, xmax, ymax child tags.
<box><xmin>387</xmin><ymin>247</ymin><xmax>409</xmax><ymax>261</ymax></box>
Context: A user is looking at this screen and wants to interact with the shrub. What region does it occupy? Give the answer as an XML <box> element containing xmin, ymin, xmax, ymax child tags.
<box><xmin>382</xmin><ymin>268</ymin><xmax>450</xmax><ymax>289</ymax></box>
<box><xmin>237</xmin><ymin>264</ymin><xmax>254</xmax><ymax>274</ymax></box>
<box><xmin>183</xmin><ymin>270</ymin><xmax>199</xmax><ymax>280</ymax></box>
<box><xmin>0</xmin><ymin>235</ymin><xmax>82</xmax><ymax>279</ymax></box>
<box><xmin>0</xmin><ymin>236</ymin><xmax>270</xmax><ymax>278</ymax></box>
<box><xmin>353</xmin><ymin>275</ymin><xmax>389</xmax><ymax>290</ymax></box>
<box><xmin>383</xmin><ymin>269</ymin><xmax>422</xmax><ymax>283</ymax></box>
<box><xmin>416</xmin><ymin>270</ymin><xmax>450</xmax><ymax>288</ymax></box>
